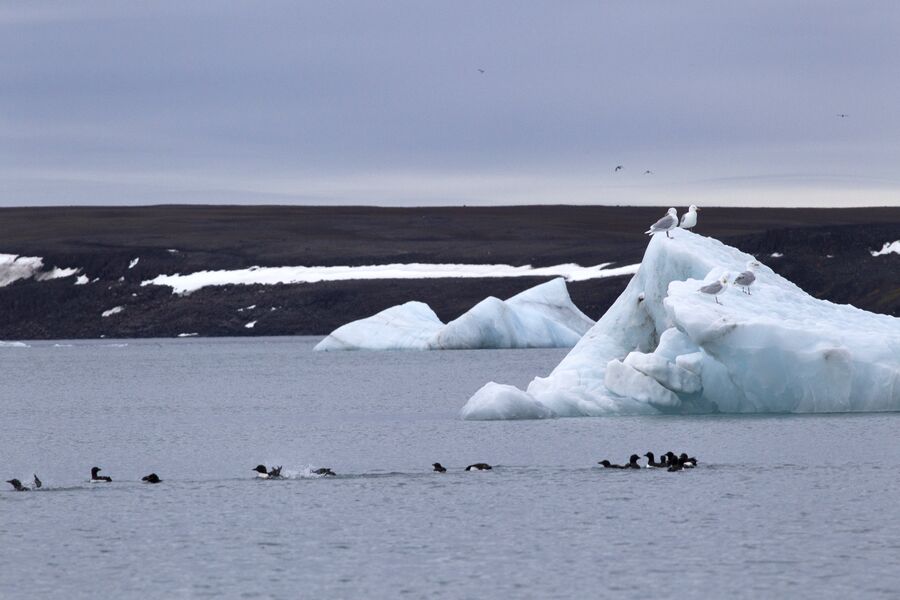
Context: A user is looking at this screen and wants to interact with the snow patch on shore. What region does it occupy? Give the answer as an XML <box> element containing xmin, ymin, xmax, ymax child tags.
<box><xmin>1</xmin><ymin>254</ymin><xmax>80</xmax><ymax>286</ymax></box>
<box><xmin>141</xmin><ymin>262</ymin><xmax>639</xmax><ymax>295</ymax></box>
<box><xmin>871</xmin><ymin>241</ymin><xmax>900</xmax><ymax>257</ymax></box>
<box><xmin>101</xmin><ymin>306</ymin><xmax>125</xmax><ymax>318</ymax></box>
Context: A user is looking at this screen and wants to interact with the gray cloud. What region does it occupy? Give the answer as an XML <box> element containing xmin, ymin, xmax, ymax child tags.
<box><xmin>1</xmin><ymin>1</ymin><xmax>898</xmax><ymax>206</ymax></box>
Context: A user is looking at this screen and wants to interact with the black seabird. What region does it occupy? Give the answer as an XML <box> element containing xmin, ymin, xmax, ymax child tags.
<box><xmin>432</xmin><ymin>463</ymin><xmax>447</xmax><ymax>473</ymax></box>
<box><xmin>6</xmin><ymin>479</ymin><xmax>29</xmax><ymax>491</ymax></box>
<box><xmin>33</xmin><ymin>474</ymin><xmax>42</xmax><ymax>489</ymax></box>
<box><xmin>667</xmin><ymin>457</ymin><xmax>684</xmax><ymax>472</ymax></box>
<box><xmin>90</xmin><ymin>467</ymin><xmax>112</xmax><ymax>482</ymax></box>
<box><xmin>644</xmin><ymin>452</ymin><xmax>666</xmax><ymax>468</ymax></box>
<box><xmin>465</xmin><ymin>463</ymin><xmax>492</xmax><ymax>471</ymax></box>
<box><xmin>313</xmin><ymin>468</ymin><xmax>336</xmax><ymax>476</ymax></box>
<box><xmin>597</xmin><ymin>460</ymin><xmax>626</xmax><ymax>469</ymax></box>
<box><xmin>142</xmin><ymin>473</ymin><xmax>162</xmax><ymax>484</ymax></box>
<box><xmin>252</xmin><ymin>465</ymin><xmax>283</xmax><ymax>479</ymax></box>
<box><xmin>626</xmin><ymin>454</ymin><xmax>642</xmax><ymax>469</ymax></box>
<box><xmin>679</xmin><ymin>453</ymin><xmax>697</xmax><ymax>467</ymax></box>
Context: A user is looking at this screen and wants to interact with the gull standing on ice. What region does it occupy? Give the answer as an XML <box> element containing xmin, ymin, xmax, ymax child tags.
<box><xmin>734</xmin><ymin>260</ymin><xmax>760</xmax><ymax>294</ymax></box>
<box><xmin>645</xmin><ymin>208</ymin><xmax>679</xmax><ymax>239</ymax></box>
<box><xmin>680</xmin><ymin>205</ymin><xmax>700</xmax><ymax>230</ymax></box>
<box><xmin>699</xmin><ymin>273</ymin><xmax>730</xmax><ymax>304</ymax></box>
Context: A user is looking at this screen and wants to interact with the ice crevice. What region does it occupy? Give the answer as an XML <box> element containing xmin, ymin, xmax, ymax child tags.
<box><xmin>461</xmin><ymin>229</ymin><xmax>900</xmax><ymax>419</ymax></box>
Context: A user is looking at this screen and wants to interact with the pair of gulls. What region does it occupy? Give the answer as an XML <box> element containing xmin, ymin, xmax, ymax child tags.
<box><xmin>645</xmin><ymin>205</ymin><xmax>700</xmax><ymax>238</ymax></box>
<box><xmin>645</xmin><ymin>206</ymin><xmax>758</xmax><ymax>304</ymax></box>
<box><xmin>699</xmin><ymin>262</ymin><xmax>759</xmax><ymax>304</ymax></box>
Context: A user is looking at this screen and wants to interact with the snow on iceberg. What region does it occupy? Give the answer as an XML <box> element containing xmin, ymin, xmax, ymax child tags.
<box><xmin>314</xmin><ymin>278</ymin><xmax>595</xmax><ymax>351</ymax></box>
<box><xmin>460</xmin><ymin>229</ymin><xmax>900</xmax><ymax>419</ymax></box>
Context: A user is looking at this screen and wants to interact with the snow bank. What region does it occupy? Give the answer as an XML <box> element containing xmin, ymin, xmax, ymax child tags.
<box><xmin>315</xmin><ymin>278</ymin><xmax>594</xmax><ymax>351</ymax></box>
<box><xmin>141</xmin><ymin>262</ymin><xmax>639</xmax><ymax>295</ymax></box>
<box><xmin>871</xmin><ymin>241</ymin><xmax>900</xmax><ymax>257</ymax></box>
<box><xmin>0</xmin><ymin>254</ymin><xmax>80</xmax><ymax>286</ymax></box>
<box><xmin>101</xmin><ymin>306</ymin><xmax>125</xmax><ymax>318</ymax></box>
<box><xmin>461</xmin><ymin>229</ymin><xmax>900</xmax><ymax>419</ymax></box>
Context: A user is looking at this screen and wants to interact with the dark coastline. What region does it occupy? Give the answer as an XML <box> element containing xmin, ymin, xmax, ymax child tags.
<box><xmin>1</xmin><ymin>205</ymin><xmax>898</xmax><ymax>340</ymax></box>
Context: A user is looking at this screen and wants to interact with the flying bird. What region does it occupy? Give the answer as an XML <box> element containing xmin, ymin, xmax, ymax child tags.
<box><xmin>614</xmin><ymin>165</ymin><xmax>623</xmax><ymax>172</ymax></box>
<box><xmin>645</xmin><ymin>208</ymin><xmax>679</xmax><ymax>239</ymax></box>
<box><xmin>836</xmin><ymin>113</ymin><xmax>849</xmax><ymax>118</ymax></box>
<box><xmin>644</xmin><ymin>170</ymin><xmax>653</xmax><ymax>175</ymax></box>
<box><xmin>680</xmin><ymin>205</ymin><xmax>700</xmax><ymax>230</ymax></box>
<box><xmin>477</xmin><ymin>68</ymin><xmax>485</xmax><ymax>74</ymax></box>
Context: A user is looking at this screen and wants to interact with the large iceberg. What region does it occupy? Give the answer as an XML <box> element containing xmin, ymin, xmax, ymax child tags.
<box><xmin>314</xmin><ymin>278</ymin><xmax>595</xmax><ymax>351</ymax></box>
<box><xmin>461</xmin><ymin>229</ymin><xmax>900</xmax><ymax>419</ymax></box>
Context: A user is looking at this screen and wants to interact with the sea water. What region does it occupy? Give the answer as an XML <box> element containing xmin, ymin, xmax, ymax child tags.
<box><xmin>1</xmin><ymin>337</ymin><xmax>899</xmax><ymax>599</ymax></box>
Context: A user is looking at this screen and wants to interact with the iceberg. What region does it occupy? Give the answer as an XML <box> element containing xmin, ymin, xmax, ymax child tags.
<box><xmin>314</xmin><ymin>278</ymin><xmax>595</xmax><ymax>351</ymax></box>
<box><xmin>461</xmin><ymin>229</ymin><xmax>900</xmax><ymax>419</ymax></box>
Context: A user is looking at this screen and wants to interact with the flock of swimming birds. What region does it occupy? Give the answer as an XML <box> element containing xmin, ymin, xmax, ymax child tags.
<box><xmin>6</xmin><ymin>454</ymin><xmax>700</xmax><ymax>491</ymax></box>
<box><xmin>645</xmin><ymin>205</ymin><xmax>760</xmax><ymax>304</ymax></box>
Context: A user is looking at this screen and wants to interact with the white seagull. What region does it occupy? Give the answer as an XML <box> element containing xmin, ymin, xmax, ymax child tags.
<box><xmin>680</xmin><ymin>205</ymin><xmax>700</xmax><ymax>230</ymax></box>
<box><xmin>699</xmin><ymin>273</ymin><xmax>730</xmax><ymax>304</ymax></box>
<box><xmin>645</xmin><ymin>208</ymin><xmax>679</xmax><ymax>239</ymax></box>
<box><xmin>733</xmin><ymin>260</ymin><xmax>760</xmax><ymax>294</ymax></box>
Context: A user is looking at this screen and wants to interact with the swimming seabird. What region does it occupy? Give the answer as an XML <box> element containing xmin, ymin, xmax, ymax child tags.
<box><xmin>667</xmin><ymin>457</ymin><xmax>684</xmax><ymax>472</ymax></box>
<box><xmin>680</xmin><ymin>205</ymin><xmax>700</xmax><ymax>230</ymax></box>
<box><xmin>6</xmin><ymin>479</ymin><xmax>29</xmax><ymax>491</ymax></box>
<box><xmin>252</xmin><ymin>465</ymin><xmax>283</xmax><ymax>479</ymax></box>
<box><xmin>645</xmin><ymin>208</ymin><xmax>679</xmax><ymax>239</ymax></box>
<box><xmin>432</xmin><ymin>463</ymin><xmax>447</xmax><ymax>473</ymax></box>
<box><xmin>313</xmin><ymin>468</ymin><xmax>336</xmax><ymax>476</ymax></box>
<box><xmin>733</xmin><ymin>260</ymin><xmax>760</xmax><ymax>294</ymax></box>
<box><xmin>644</xmin><ymin>452</ymin><xmax>666</xmax><ymax>468</ymax></box>
<box><xmin>699</xmin><ymin>274</ymin><xmax>730</xmax><ymax>304</ymax></box>
<box><xmin>33</xmin><ymin>474</ymin><xmax>42</xmax><ymax>489</ymax></box>
<box><xmin>626</xmin><ymin>454</ymin><xmax>642</xmax><ymax>469</ymax></box>
<box><xmin>141</xmin><ymin>473</ymin><xmax>162</xmax><ymax>484</ymax></box>
<box><xmin>90</xmin><ymin>467</ymin><xmax>112</xmax><ymax>483</ymax></box>
<box><xmin>597</xmin><ymin>460</ymin><xmax>626</xmax><ymax>469</ymax></box>
<box><xmin>465</xmin><ymin>463</ymin><xmax>492</xmax><ymax>471</ymax></box>
<box><xmin>679</xmin><ymin>453</ymin><xmax>698</xmax><ymax>467</ymax></box>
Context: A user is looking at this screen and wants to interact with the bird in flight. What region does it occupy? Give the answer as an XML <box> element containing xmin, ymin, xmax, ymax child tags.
<box><xmin>644</xmin><ymin>170</ymin><xmax>653</xmax><ymax>175</ymax></box>
<box><xmin>836</xmin><ymin>113</ymin><xmax>849</xmax><ymax>118</ymax></box>
<box><xmin>614</xmin><ymin>165</ymin><xmax>623</xmax><ymax>172</ymax></box>
<box><xmin>477</xmin><ymin>68</ymin><xmax>485</xmax><ymax>74</ymax></box>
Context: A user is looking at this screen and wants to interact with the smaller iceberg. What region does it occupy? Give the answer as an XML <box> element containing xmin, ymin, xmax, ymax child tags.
<box><xmin>314</xmin><ymin>278</ymin><xmax>595</xmax><ymax>351</ymax></box>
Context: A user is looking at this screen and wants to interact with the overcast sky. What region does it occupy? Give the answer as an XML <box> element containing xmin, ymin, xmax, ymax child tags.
<box><xmin>2</xmin><ymin>1</ymin><xmax>898</xmax><ymax>207</ymax></box>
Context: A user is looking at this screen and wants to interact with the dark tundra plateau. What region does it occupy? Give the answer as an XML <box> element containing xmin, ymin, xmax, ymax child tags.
<box><xmin>1</xmin><ymin>205</ymin><xmax>898</xmax><ymax>340</ymax></box>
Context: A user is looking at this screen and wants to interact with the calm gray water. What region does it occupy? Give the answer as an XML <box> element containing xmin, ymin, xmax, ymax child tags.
<box><xmin>2</xmin><ymin>337</ymin><xmax>899</xmax><ymax>599</ymax></box>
